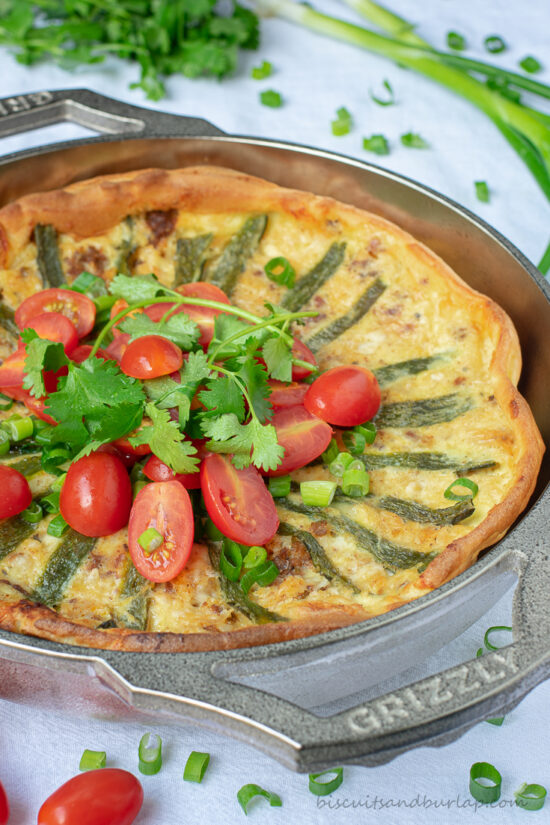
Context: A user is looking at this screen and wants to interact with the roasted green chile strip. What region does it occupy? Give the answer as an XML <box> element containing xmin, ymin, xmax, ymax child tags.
<box><xmin>305</xmin><ymin>278</ymin><xmax>386</xmax><ymax>352</ymax></box>
<box><xmin>358</xmin><ymin>452</ymin><xmax>496</xmax><ymax>473</ymax></box>
<box><xmin>0</xmin><ymin>302</ymin><xmax>18</xmax><ymax>337</ymax></box>
<box><xmin>175</xmin><ymin>233</ymin><xmax>213</xmax><ymax>285</ymax></box>
<box><xmin>31</xmin><ymin>529</ymin><xmax>96</xmax><ymax>608</ymax></box>
<box><xmin>373</xmin><ymin>352</ymin><xmax>454</xmax><ymax>387</ymax></box>
<box><xmin>208</xmin><ymin>543</ymin><xmax>286</xmax><ymax>623</ymax></box>
<box><xmin>374</xmin><ymin>495</ymin><xmax>475</xmax><ymax>525</ymax></box>
<box><xmin>34</xmin><ymin>224</ymin><xmax>66</xmax><ymax>288</ymax></box>
<box><xmin>376</xmin><ymin>393</ymin><xmax>474</xmax><ymax>428</ymax></box>
<box><xmin>2</xmin><ymin>455</ymin><xmax>44</xmax><ymax>477</ymax></box>
<box><xmin>208</xmin><ymin>215</ymin><xmax>267</xmax><ymax>296</ymax></box>
<box><xmin>281</xmin><ymin>242</ymin><xmax>347</xmax><ymax>311</ymax></box>
<box><xmin>0</xmin><ymin>515</ymin><xmax>37</xmax><ymax>562</ymax></box>
<box><xmin>116</xmin><ymin>560</ymin><xmax>151</xmax><ymax>630</ymax></box>
<box><xmin>278</xmin><ymin>522</ymin><xmax>360</xmax><ymax>592</ymax></box>
<box><xmin>279</xmin><ymin>497</ymin><xmax>437</xmax><ymax>570</ymax></box>
<box><xmin>115</xmin><ymin>216</ymin><xmax>136</xmax><ymax>276</ymax></box>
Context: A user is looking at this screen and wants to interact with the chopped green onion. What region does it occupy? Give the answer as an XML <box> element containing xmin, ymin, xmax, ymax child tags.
<box><xmin>300</xmin><ymin>480</ymin><xmax>337</xmax><ymax>507</ymax></box>
<box><xmin>268</xmin><ymin>475</ymin><xmax>291</xmax><ymax>498</ymax></box>
<box><xmin>79</xmin><ymin>749</ymin><xmax>106</xmax><ymax>771</ymax></box>
<box><xmin>1</xmin><ymin>415</ymin><xmax>33</xmax><ymax>442</ymax></box>
<box><xmin>138</xmin><ymin>527</ymin><xmax>163</xmax><ymax>554</ymax></box>
<box><xmin>515</xmin><ymin>783</ymin><xmax>547</xmax><ymax>811</ymax></box>
<box><xmin>242</xmin><ymin>546</ymin><xmax>267</xmax><ymax>570</ymax></box>
<box><xmin>447</xmin><ymin>31</ymin><xmax>466</xmax><ymax>51</ymax></box>
<box><xmin>354</xmin><ymin>421</ymin><xmax>377</xmax><ymax>444</ymax></box>
<box><xmin>132</xmin><ymin>480</ymin><xmax>147</xmax><ymax>499</ymax></box>
<box><xmin>183</xmin><ymin>751</ymin><xmax>210</xmax><ymax>783</ymax></box>
<box><xmin>70</xmin><ymin>271</ymin><xmax>107</xmax><ymax>296</ymax></box>
<box><xmin>47</xmin><ymin>514</ymin><xmax>69</xmax><ymax>537</ymax></box>
<box><xmin>41</xmin><ymin>491</ymin><xmax>60</xmax><ymax>513</ymax></box>
<box><xmin>94</xmin><ymin>294</ymin><xmax>118</xmax><ymax>323</ymax></box>
<box><xmin>251</xmin><ymin>60</ymin><xmax>272</xmax><ymax>80</ymax></box>
<box><xmin>400</xmin><ymin>131</ymin><xmax>430</xmax><ymax>149</ymax></box>
<box><xmin>475</xmin><ymin>181</ymin><xmax>490</xmax><ymax>203</ymax></box>
<box><xmin>21</xmin><ymin>501</ymin><xmax>43</xmax><ymax>523</ymax></box>
<box><xmin>51</xmin><ymin>472</ymin><xmax>67</xmax><ymax>492</ymax></box>
<box><xmin>220</xmin><ymin>538</ymin><xmax>243</xmax><ymax>581</ymax></box>
<box><xmin>484</xmin><ymin>35</ymin><xmax>507</xmax><ymax>54</ymax></box>
<box><xmin>362</xmin><ymin>134</ymin><xmax>390</xmax><ymax>155</ymax></box>
<box><xmin>34</xmin><ymin>427</ymin><xmax>55</xmax><ymax>447</ymax></box>
<box><xmin>329</xmin><ymin>451</ymin><xmax>354</xmax><ymax>477</ymax></box>
<box><xmin>237</xmin><ymin>783</ymin><xmax>282</xmax><ymax>814</ymax></box>
<box><xmin>519</xmin><ymin>56</ymin><xmax>542</xmax><ymax>74</ymax></box>
<box><xmin>205</xmin><ymin>517</ymin><xmax>225</xmax><ymax>541</ymax></box>
<box><xmin>369</xmin><ymin>78</ymin><xmax>395</xmax><ymax>106</ymax></box>
<box><xmin>138</xmin><ymin>732</ymin><xmax>162</xmax><ymax>775</ymax></box>
<box><xmin>41</xmin><ymin>446</ymin><xmax>71</xmax><ymax>475</ymax></box>
<box><xmin>321</xmin><ymin>439</ymin><xmax>339</xmax><ymax>465</ymax></box>
<box><xmin>469</xmin><ymin>762</ymin><xmax>502</xmax><ymax>804</ymax></box>
<box><xmin>341</xmin><ymin>467</ymin><xmax>370</xmax><ymax>497</ymax></box>
<box><xmin>241</xmin><ymin>560</ymin><xmax>279</xmax><ymax>595</ymax></box>
<box><xmin>342</xmin><ymin>430</ymin><xmax>366</xmax><ymax>455</ymax></box>
<box><xmin>331</xmin><ymin>106</ymin><xmax>352</xmax><ymax>136</ymax></box>
<box><xmin>444</xmin><ymin>477</ymin><xmax>479</xmax><ymax>501</ymax></box>
<box><xmin>485</xmin><ymin>75</ymin><xmax>521</xmax><ymax>103</ymax></box>
<box><xmin>309</xmin><ymin>767</ymin><xmax>344</xmax><ymax>796</ymax></box>
<box><xmin>0</xmin><ymin>430</ymin><xmax>9</xmax><ymax>455</ymax></box>
<box><xmin>484</xmin><ymin>625</ymin><xmax>512</xmax><ymax>651</ymax></box>
<box><xmin>260</xmin><ymin>90</ymin><xmax>282</xmax><ymax>108</ymax></box>
<box><xmin>31</xmin><ymin>417</ymin><xmax>49</xmax><ymax>436</ymax></box>
<box><xmin>0</xmin><ymin>392</ymin><xmax>13</xmax><ymax>411</ymax></box>
<box><xmin>264</xmin><ymin>256</ymin><xmax>296</xmax><ymax>287</ymax></box>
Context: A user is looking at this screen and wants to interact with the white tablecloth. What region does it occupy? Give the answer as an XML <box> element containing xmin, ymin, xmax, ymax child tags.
<box><xmin>1</xmin><ymin>1</ymin><xmax>549</xmax><ymax>822</ymax></box>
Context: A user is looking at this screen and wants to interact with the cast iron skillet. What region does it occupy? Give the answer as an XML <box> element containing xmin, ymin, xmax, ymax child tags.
<box><xmin>0</xmin><ymin>89</ymin><xmax>549</xmax><ymax>772</ymax></box>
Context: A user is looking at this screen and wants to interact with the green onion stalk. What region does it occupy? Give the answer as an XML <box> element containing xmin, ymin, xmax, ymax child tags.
<box><xmin>253</xmin><ymin>0</ymin><xmax>550</xmax><ymax>274</ymax></box>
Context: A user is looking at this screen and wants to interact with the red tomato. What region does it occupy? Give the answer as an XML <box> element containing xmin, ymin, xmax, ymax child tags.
<box><xmin>23</xmin><ymin>312</ymin><xmax>79</xmax><ymax>355</ymax></box>
<box><xmin>120</xmin><ymin>335</ymin><xmax>183</xmax><ymax>379</ymax></box>
<box><xmin>37</xmin><ymin>768</ymin><xmax>143</xmax><ymax>825</ymax></box>
<box><xmin>177</xmin><ymin>282</ymin><xmax>231</xmax><ymax>348</ymax></box>
<box><xmin>110</xmin><ymin>298</ymin><xmax>142</xmax><ymax>342</ymax></box>
<box><xmin>144</xmin><ymin>454</ymin><xmax>202</xmax><ymax>489</ymax></box>
<box><xmin>43</xmin><ymin>365</ymin><xmax>68</xmax><ymax>394</ymax></box>
<box><xmin>265</xmin><ymin>405</ymin><xmax>333</xmax><ymax>477</ymax></box>
<box><xmin>201</xmin><ymin>453</ymin><xmax>279</xmax><ymax>546</ymax></box>
<box><xmin>304</xmin><ymin>366</ymin><xmax>381</xmax><ymax>427</ymax></box>
<box><xmin>60</xmin><ymin>453</ymin><xmax>132</xmax><ymax>537</ymax></box>
<box><xmin>15</xmin><ymin>288</ymin><xmax>96</xmax><ymax>338</ymax></box>
<box><xmin>104</xmin><ymin>335</ymin><xmax>128</xmax><ymax>363</ymax></box>
<box><xmin>0</xmin><ymin>780</ymin><xmax>8</xmax><ymax>825</ymax></box>
<box><xmin>291</xmin><ymin>338</ymin><xmax>317</xmax><ymax>381</ymax></box>
<box><xmin>0</xmin><ymin>465</ymin><xmax>32</xmax><ymax>519</ymax></box>
<box><xmin>2</xmin><ymin>385</ymin><xmax>58</xmax><ymax>425</ymax></box>
<box><xmin>0</xmin><ymin>344</ymin><xmax>26</xmax><ymax>388</ymax></box>
<box><xmin>268</xmin><ymin>380</ymin><xmax>308</xmax><ymax>408</ymax></box>
<box><xmin>128</xmin><ymin>480</ymin><xmax>194</xmax><ymax>582</ymax></box>
<box><xmin>70</xmin><ymin>344</ymin><xmax>110</xmax><ymax>363</ymax></box>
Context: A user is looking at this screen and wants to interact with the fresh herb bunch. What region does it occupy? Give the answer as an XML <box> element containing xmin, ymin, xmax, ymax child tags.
<box><xmin>0</xmin><ymin>0</ymin><xmax>260</xmax><ymax>100</ymax></box>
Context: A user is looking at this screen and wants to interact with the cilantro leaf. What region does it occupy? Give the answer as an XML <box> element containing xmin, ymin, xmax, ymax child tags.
<box><xmin>109</xmin><ymin>274</ymin><xmax>166</xmax><ymax>304</ymax></box>
<box><xmin>119</xmin><ymin>311</ymin><xmax>200</xmax><ymax>351</ymax></box>
<box><xmin>231</xmin><ymin>352</ymin><xmax>272</xmax><ymax>423</ymax></box>
<box><xmin>198</xmin><ymin>376</ymin><xmax>246</xmax><ymax>421</ymax></box>
<box><xmin>129</xmin><ymin>402</ymin><xmax>198</xmax><ymax>474</ymax></box>
<box><xmin>22</xmin><ymin>333</ymin><xmax>69</xmax><ymax>398</ymax></box>
<box><xmin>262</xmin><ymin>336</ymin><xmax>292</xmax><ymax>382</ymax></box>
<box><xmin>202</xmin><ymin>413</ymin><xmax>283</xmax><ymax>472</ymax></box>
<box><xmin>143</xmin><ymin>350</ymin><xmax>212</xmax><ymax>427</ymax></box>
<box><xmin>209</xmin><ymin>313</ymin><xmax>269</xmax><ymax>359</ymax></box>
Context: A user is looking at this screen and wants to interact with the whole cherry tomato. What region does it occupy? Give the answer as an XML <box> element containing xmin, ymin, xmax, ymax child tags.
<box><xmin>15</xmin><ymin>287</ymin><xmax>96</xmax><ymax>338</ymax></box>
<box><xmin>0</xmin><ymin>779</ymin><xmax>9</xmax><ymax>825</ymax></box>
<box><xmin>0</xmin><ymin>465</ymin><xmax>32</xmax><ymax>519</ymax></box>
<box><xmin>120</xmin><ymin>335</ymin><xmax>183</xmax><ymax>379</ymax></box>
<box><xmin>60</xmin><ymin>453</ymin><xmax>132</xmax><ymax>537</ymax></box>
<box><xmin>23</xmin><ymin>312</ymin><xmax>79</xmax><ymax>355</ymax></box>
<box><xmin>37</xmin><ymin>768</ymin><xmax>143</xmax><ymax>825</ymax></box>
<box><xmin>265</xmin><ymin>405</ymin><xmax>333</xmax><ymax>477</ymax></box>
<box><xmin>304</xmin><ymin>365</ymin><xmax>381</xmax><ymax>427</ymax></box>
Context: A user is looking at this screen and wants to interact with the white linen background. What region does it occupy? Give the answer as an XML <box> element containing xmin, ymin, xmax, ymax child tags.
<box><xmin>0</xmin><ymin>1</ymin><xmax>549</xmax><ymax>822</ymax></box>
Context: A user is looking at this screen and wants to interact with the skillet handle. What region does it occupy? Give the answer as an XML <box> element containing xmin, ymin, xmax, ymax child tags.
<box><xmin>0</xmin><ymin>88</ymin><xmax>224</xmax><ymax>140</ymax></box>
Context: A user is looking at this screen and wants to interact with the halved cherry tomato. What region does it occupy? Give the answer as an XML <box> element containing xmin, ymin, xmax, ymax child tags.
<box><xmin>120</xmin><ymin>335</ymin><xmax>183</xmax><ymax>379</ymax></box>
<box><xmin>24</xmin><ymin>312</ymin><xmax>79</xmax><ymax>355</ymax></box>
<box><xmin>128</xmin><ymin>480</ymin><xmax>194</xmax><ymax>582</ymax></box>
<box><xmin>104</xmin><ymin>335</ymin><xmax>128</xmax><ymax>363</ymax></box>
<box><xmin>265</xmin><ymin>405</ymin><xmax>333</xmax><ymax>477</ymax></box>
<box><xmin>201</xmin><ymin>453</ymin><xmax>279</xmax><ymax>546</ymax></box>
<box><xmin>177</xmin><ymin>282</ymin><xmax>231</xmax><ymax>348</ymax></box>
<box><xmin>0</xmin><ymin>344</ymin><xmax>26</xmax><ymax>388</ymax></box>
<box><xmin>0</xmin><ymin>465</ymin><xmax>32</xmax><ymax>519</ymax></box>
<box><xmin>0</xmin><ymin>780</ymin><xmax>9</xmax><ymax>825</ymax></box>
<box><xmin>1</xmin><ymin>385</ymin><xmax>58</xmax><ymax>425</ymax></box>
<box><xmin>268</xmin><ymin>380</ymin><xmax>308</xmax><ymax>408</ymax></box>
<box><xmin>110</xmin><ymin>298</ymin><xmax>142</xmax><ymax>341</ymax></box>
<box><xmin>15</xmin><ymin>287</ymin><xmax>96</xmax><ymax>338</ymax></box>
<box><xmin>60</xmin><ymin>453</ymin><xmax>132</xmax><ymax>537</ymax></box>
<box><xmin>144</xmin><ymin>454</ymin><xmax>202</xmax><ymax>489</ymax></box>
<box><xmin>43</xmin><ymin>365</ymin><xmax>68</xmax><ymax>394</ymax></box>
<box><xmin>304</xmin><ymin>365</ymin><xmax>381</xmax><ymax>427</ymax></box>
<box><xmin>70</xmin><ymin>344</ymin><xmax>110</xmax><ymax>363</ymax></box>
<box><xmin>291</xmin><ymin>338</ymin><xmax>317</xmax><ymax>381</ymax></box>
<box><xmin>37</xmin><ymin>768</ymin><xmax>143</xmax><ymax>825</ymax></box>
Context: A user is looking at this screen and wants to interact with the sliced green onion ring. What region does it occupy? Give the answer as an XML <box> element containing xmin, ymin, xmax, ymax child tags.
<box><xmin>183</xmin><ymin>751</ymin><xmax>210</xmax><ymax>783</ymax></box>
<box><xmin>241</xmin><ymin>560</ymin><xmax>279</xmax><ymax>595</ymax></box>
<box><xmin>42</xmin><ymin>446</ymin><xmax>71</xmax><ymax>475</ymax></box>
<box><xmin>520</xmin><ymin>55</ymin><xmax>542</xmax><ymax>74</ymax></box>
<box><xmin>264</xmin><ymin>257</ymin><xmax>296</xmax><ymax>288</ymax></box>
<box><xmin>321</xmin><ymin>438</ymin><xmax>339</xmax><ymax>465</ymax></box>
<box><xmin>138</xmin><ymin>732</ymin><xmax>162</xmax><ymax>775</ymax></box>
<box><xmin>329</xmin><ymin>451</ymin><xmax>354</xmax><ymax>477</ymax></box>
<box><xmin>138</xmin><ymin>527</ymin><xmax>163</xmax><ymax>554</ymax></box>
<box><xmin>484</xmin><ymin>35</ymin><xmax>506</xmax><ymax>54</ymax></box>
<box><xmin>205</xmin><ymin>517</ymin><xmax>225</xmax><ymax>541</ymax></box>
<box><xmin>447</xmin><ymin>31</ymin><xmax>466</xmax><ymax>50</ymax></box>
<box><xmin>47</xmin><ymin>514</ymin><xmax>69</xmax><ymax>537</ymax></box>
<box><xmin>309</xmin><ymin>767</ymin><xmax>344</xmax><ymax>796</ymax></box>
<box><xmin>331</xmin><ymin>106</ymin><xmax>352</xmax><ymax>136</ymax></box>
<box><xmin>268</xmin><ymin>475</ymin><xmax>291</xmax><ymax>498</ymax></box>
<box><xmin>362</xmin><ymin>134</ymin><xmax>390</xmax><ymax>155</ymax></box>
<box><xmin>369</xmin><ymin>78</ymin><xmax>395</xmax><ymax>106</ymax></box>
<box><xmin>79</xmin><ymin>749</ymin><xmax>106</xmax><ymax>771</ymax></box>
<box><xmin>341</xmin><ymin>467</ymin><xmax>370</xmax><ymax>497</ymax></box>
<box><xmin>40</xmin><ymin>491</ymin><xmax>60</xmax><ymax>513</ymax></box>
<box><xmin>354</xmin><ymin>421</ymin><xmax>376</xmax><ymax>444</ymax></box>
<box><xmin>300</xmin><ymin>480</ymin><xmax>337</xmax><ymax>507</ymax></box>
<box><xmin>444</xmin><ymin>477</ymin><xmax>479</xmax><ymax>501</ymax></box>
<box><xmin>475</xmin><ymin>181</ymin><xmax>490</xmax><ymax>203</ymax></box>
<box><xmin>469</xmin><ymin>762</ymin><xmax>502</xmax><ymax>803</ymax></box>
<box><xmin>237</xmin><ymin>783</ymin><xmax>282</xmax><ymax>814</ymax></box>
<box><xmin>0</xmin><ymin>430</ymin><xmax>9</xmax><ymax>455</ymax></box>
<box><xmin>220</xmin><ymin>538</ymin><xmax>243</xmax><ymax>581</ymax></box>
<box><xmin>515</xmin><ymin>782</ymin><xmax>547</xmax><ymax>811</ymax></box>
<box><xmin>51</xmin><ymin>472</ymin><xmax>67</xmax><ymax>492</ymax></box>
<box><xmin>2</xmin><ymin>415</ymin><xmax>33</xmax><ymax>442</ymax></box>
<box><xmin>484</xmin><ymin>625</ymin><xmax>512</xmax><ymax>651</ymax></box>
<box><xmin>0</xmin><ymin>392</ymin><xmax>13</xmax><ymax>411</ymax></box>
<box><xmin>342</xmin><ymin>429</ymin><xmax>366</xmax><ymax>455</ymax></box>
<box><xmin>242</xmin><ymin>546</ymin><xmax>267</xmax><ymax>570</ymax></box>
<box><xmin>21</xmin><ymin>501</ymin><xmax>43</xmax><ymax>523</ymax></box>
<box><xmin>251</xmin><ymin>60</ymin><xmax>272</xmax><ymax>80</ymax></box>
<box><xmin>260</xmin><ymin>90</ymin><xmax>282</xmax><ymax>108</ymax></box>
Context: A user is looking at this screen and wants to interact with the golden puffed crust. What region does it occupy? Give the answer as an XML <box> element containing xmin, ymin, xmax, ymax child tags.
<box><xmin>0</xmin><ymin>166</ymin><xmax>544</xmax><ymax>652</ymax></box>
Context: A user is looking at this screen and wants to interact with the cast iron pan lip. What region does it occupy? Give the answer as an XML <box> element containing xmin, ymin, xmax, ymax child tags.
<box><xmin>0</xmin><ymin>128</ymin><xmax>548</xmax><ymax>664</ymax></box>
